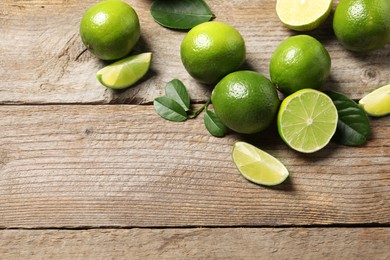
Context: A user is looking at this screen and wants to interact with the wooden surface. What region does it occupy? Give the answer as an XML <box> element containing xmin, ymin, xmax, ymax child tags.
<box><xmin>1</xmin><ymin>0</ymin><xmax>389</xmax><ymax>258</ymax></box>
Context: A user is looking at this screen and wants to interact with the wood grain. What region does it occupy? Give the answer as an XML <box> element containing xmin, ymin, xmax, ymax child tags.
<box><xmin>0</xmin><ymin>105</ymin><xmax>388</xmax><ymax>228</ymax></box>
<box><xmin>1</xmin><ymin>0</ymin><xmax>389</xmax><ymax>104</ymax></box>
<box><xmin>1</xmin><ymin>228</ymin><xmax>389</xmax><ymax>259</ymax></box>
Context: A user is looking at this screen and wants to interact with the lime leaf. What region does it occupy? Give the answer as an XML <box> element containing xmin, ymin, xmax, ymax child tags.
<box><xmin>150</xmin><ymin>0</ymin><xmax>214</xmax><ymax>30</ymax></box>
<box><xmin>204</xmin><ymin>109</ymin><xmax>228</xmax><ymax>137</ymax></box>
<box><xmin>326</xmin><ymin>91</ymin><xmax>371</xmax><ymax>146</ymax></box>
<box><xmin>165</xmin><ymin>79</ymin><xmax>191</xmax><ymax>112</ymax></box>
<box><xmin>154</xmin><ymin>96</ymin><xmax>188</xmax><ymax>122</ymax></box>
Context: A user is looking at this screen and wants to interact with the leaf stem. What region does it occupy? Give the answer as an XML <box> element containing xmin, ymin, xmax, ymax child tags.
<box><xmin>188</xmin><ymin>100</ymin><xmax>210</xmax><ymax>119</ymax></box>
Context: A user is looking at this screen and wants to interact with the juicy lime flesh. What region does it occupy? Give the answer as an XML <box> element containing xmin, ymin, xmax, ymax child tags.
<box><xmin>359</xmin><ymin>84</ymin><xmax>390</xmax><ymax>116</ymax></box>
<box><xmin>278</xmin><ymin>89</ymin><xmax>338</xmax><ymax>153</ymax></box>
<box><xmin>276</xmin><ymin>0</ymin><xmax>333</xmax><ymax>31</ymax></box>
<box><xmin>180</xmin><ymin>21</ymin><xmax>246</xmax><ymax>85</ymax></box>
<box><xmin>96</xmin><ymin>52</ymin><xmax>152</xmax><ymax>89</ymax></box>
<box><xmin>211</xmin><ymin>71</ymin><xmax>280</xmax><ymax>134</ymax></box>
<box><xmin>232</xmin><ymin>141</ymin><xmax>289</xmax><ymax>186</ymax></box>
<box><xmin>80</xmin><ymin>0</ymin><xmax>140</xmax><ymax>60</ymax></box>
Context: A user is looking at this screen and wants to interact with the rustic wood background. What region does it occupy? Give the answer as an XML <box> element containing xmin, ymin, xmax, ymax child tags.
<box><xmin>1</xmin><ymin>0</ymin><xmax>389</xmax><ymax>258</ymax></box>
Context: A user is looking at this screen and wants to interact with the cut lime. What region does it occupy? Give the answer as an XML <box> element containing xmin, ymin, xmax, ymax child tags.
<box><xmin>276</xmin><ymin>0</ymin><xmax>333</xmax><ymax>31</ymax></box>
<box><xmin>359</xmin><ymin>84</ymin><xmax>390</xmax><ymax>117</ymax></box>
<box><xmin>96</xmin><ymin>52</ymin><xmax>152</xmax><ymax>89</ymax></box>
<box><xmin>277</xmin><ymin>89</ymin><xmax>338</xmax><ymax>153</ymax></box>
<box><xmin>232</xmin><ymin>141</ymin><xmax>289</xmax><ymax>186</ymax></box>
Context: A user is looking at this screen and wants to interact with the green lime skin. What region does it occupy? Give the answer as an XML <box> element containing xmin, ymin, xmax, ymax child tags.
<box><xmin>211</xmin><ymin>71</ymin><xmax>280</xmax><ymax>134</ymax></box>
<box><xmin>333</xmin><ymin>0</ymin><xmax>390</xmax><ymax>52</ymax></box>
<box><xmin>180</xmin><ymin>21</ymin><xmax>246</xmax><ymax>85</ymax></box>
<box><xmin>269</xmin><ymin>35</ymin><xmax>331</xmax><ymax>95</ymax></box>
<box><xmin>80</xmin><ymin>0</ymin><xmax>141</xmax><ymax>60</ymax></box>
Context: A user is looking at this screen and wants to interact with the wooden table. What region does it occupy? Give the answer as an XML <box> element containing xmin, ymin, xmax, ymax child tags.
<box><xmin>1</xmin><ymin>0</ymin><xmax>389</xmax><ymax>258</ymax></box>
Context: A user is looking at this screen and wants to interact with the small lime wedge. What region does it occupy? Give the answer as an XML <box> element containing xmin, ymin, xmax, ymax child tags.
<box><xmin>359</xmin><ymin>84</ymin><xmax>390</xmax><ymax>117</ymax></box>
<box><xmin>276</xmin><ymin>0</ymin><xmax>333</xmax><ymax>31</ymax></box>
<box><xmin>277</xmin><ymin>89</ymin><xmax>338</xmax><ymax>153</ymax></box>
<box><xmin>232</xmin><ymin>141</ymin><xmax>289</xmax><ymax>186</ymax></box>
<box><xmin>96</xmin><ymin>52</ymin><xmax>152</xmax><ymax>89</ymax></box>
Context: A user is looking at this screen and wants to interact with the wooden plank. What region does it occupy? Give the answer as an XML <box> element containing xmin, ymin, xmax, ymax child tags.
<box><xmin>0</xmin><ymin>105</ymin><xmax>389</xmax><ymax>228</ymax></box>
<box><xmin>1</xmin><ymin>0</ymin><xmax>389</xmax><ymax>104</ymax></box>
<box><xmin>0</xmin><ymin>228</ymin><xmax>389</xmax><ymax>259</ymax></box>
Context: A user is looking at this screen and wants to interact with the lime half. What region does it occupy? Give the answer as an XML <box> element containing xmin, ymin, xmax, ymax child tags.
<box><xmin>96</xmin><ymin>52</ymin><xmax>152</xmax><ymax>89</ymax></box>
<box><xmin>232</xmin><ymin>141</ymin><xmax>289</xmax><ymax>186</ymax></box>
<box><xmin>359</xmin><ymin>84</ymin><xmax>390</xmax><ymax>117</ymax></box>
<box><xmin>276</xmin><ymin>0</ymin><xmax>333</xmax><ymax>31</ymax></box>
<box><xmin>277</xmin><ymin>89</ymin><xmax>338</xmax><ymax>153</ymax></box>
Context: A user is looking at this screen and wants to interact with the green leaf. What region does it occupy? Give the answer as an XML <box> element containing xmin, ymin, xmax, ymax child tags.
<box><xmin>204</xmin><ymin>109</ymin><xmax>228</xmax><ymax>137</ymax></box>
<box><xmin>326</xmin><ymin>91</ymin><xmax>371</xmax><ymax>146</ymax></box>
<box><xmin>154</xmin><ymin>96</ymin><xmax>188</xmax><ymax>122</ymax></box>
<box><xmin>165</xmin><ymin>79</ymin><xmax>191</xmax><ymax>112</ymax></box>
<box><xmin>150</xmin><ymin>0</ymin><xmax>214</xmax><ymax>30</ymax></box>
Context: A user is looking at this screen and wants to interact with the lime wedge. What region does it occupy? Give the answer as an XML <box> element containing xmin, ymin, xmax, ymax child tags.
<box><xmin>276</xmin><ymin>0</ymin><xmax>333</xmax><ymax>31</ymax></box>
<box><xmin>232</xmin><ymin>141</ymin><xmax>289</xmax><ymax>186</ymax></box>
<box><xmin>359</xmin><ymin>84</ymin><xmax>390</xmax><ymax>117</ymax></box>
<box><xmin>277</xmin><ymin>89</ymin><xmax>338</xmax><ymax>153</ymax></box>
<box><xmin>96</xmin><ymin>52</ymin><xmax>152</xmax><ymax>89</ymax></box>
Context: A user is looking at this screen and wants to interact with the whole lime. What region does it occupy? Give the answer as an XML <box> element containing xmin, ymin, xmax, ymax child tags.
<box><xmin>211</xmin><ymin>71</ymin><xmax>280</xmax><ymax>134</ymax></box>
<box><xmin>80</xmin><ymin>0</ymin><xmax>141</xmax><ymax>60</ymax></box>
<box><xmin>180</xmin><ymin>21</ymin><xmax>246</xmax><ymax>85</ymax></box>
<box><xmin>333</xmin><ymin>0</ymin><xmax>390</xmax><ymax>52</ymax></box>
<box><xmin>269</xmin><ymin>35</ymin><xmax>331</xmax><ymax>95</ymax></box>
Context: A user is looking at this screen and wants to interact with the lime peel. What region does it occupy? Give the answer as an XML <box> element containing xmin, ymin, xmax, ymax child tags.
<box><xmin>96</xmin><ymin>52</ymin><xmax>152</xmax><ymax>89</ymax></box>
<box><xmin>232</xmin><ymin>141</ymin><xmax>289</xmax><ymax>186</ymax></box>
<box><xmin>359</xmin><ymin>84</ymin><xmax>390</xmax><ymax>117</ymax></box>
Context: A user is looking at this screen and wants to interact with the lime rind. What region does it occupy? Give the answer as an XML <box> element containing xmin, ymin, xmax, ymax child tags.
<box><xmin>277</xmin><ymin>89</ymin><xmax>338</xmax><ymax>153</ymax></box>
<box><xmin>96</xmin><ymin>52</ymin><xmax>152</xmax><ymax>89</ymax></box>
<box><xmin>232</xmin><ymin>141</ymin><xmax>289</xmax><ymax>186</ymax></box>
<box><xmin>359</xmin><ymin>84</ymin><xmax>390</xmax><ymax>117</ymax></box>
<box><xmin>276</xmin><ymin>0</ymin><xmax>333</xmax><ymax>31</ymax></box>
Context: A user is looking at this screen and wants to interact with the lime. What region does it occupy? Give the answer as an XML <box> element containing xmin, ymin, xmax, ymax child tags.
<box><xmin>180</xmin><ymin>21</ymin><xmax>246</xmax><ymax>85</ymax></box>
<box><xmin>359</xmin><ymin>84</ymin><xmax>390</xmax><ymax>117</ymax></box>
<box><xmin>276</xmin><ymin>0</ymin><xmax>333</xmax><ymax>31</ymax></box>
<box><xmin>232</xmin><ymin>141</ymin><xmax>289</xmax><ymax>186</ymax></box>
<box><xmin>277</xmin><ymin>89</ymin><xmax>338</xmax><ymax>153</ymax></box>
<box><xmin>80</xmin><ymin>0</ymin><xmax>141</xmax><ymax>60</ymax></box>
<box><xmin>333</xmin><ymin>0</ymin><xmax>390</xmax><ymax>52</ymax></box>
<box><xmin>269</xmin><ymin>35</ymin><xmax>331</xmax><ymax>95</ymax></box>
<box><xmin>211</xmin><ymin>71</ymin><xmax>280</xmax><ymax>134</ymax></box>
<box><xmin>96</xmin><ymin>52</ymin><xmax>152</xmax><ymax>89</ymax></box>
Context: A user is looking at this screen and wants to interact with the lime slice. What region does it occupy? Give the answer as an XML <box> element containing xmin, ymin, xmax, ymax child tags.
<box><xmin>277</xmin><ymin>89</ymin><xmax>338</xmax><ymax>153</ymax></box>
<box><xmin>359</xmin><ymin>84</ymin><xmax>390</xmax><ymax>117</ymax></box>
<box><xmin>96</xmin><ymin>52</ymin><xmax>152</xmax><ymax>89</ymax></box>
<box><xmin>232</xmin><ymin>141</ymin><xmax>289</xmax><ymax>186</ymax></box>
<box><xmin>276</xmin><ymin>0</ymin><xmax>333</xmax><ymax>31</ymax></box>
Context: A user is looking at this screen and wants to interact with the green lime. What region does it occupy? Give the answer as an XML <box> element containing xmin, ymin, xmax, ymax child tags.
<box><xmin>180</xmin><ymin>21</ymin><xmax>246</xmax><ymax>85</ymax></box>
<box><xmin>269</xmin><ymin>35</ymin><xmax>331</xmax><ymax>95</ymax></box>
<box><xmin>96</xmin><ymin>52</ymin><xmax>152</xmax><ymax>89</ymax></box>
<box><xmin>277</xmin><ymin>89</ymin><xmax>338</xmax><ymax>153</ymax></box>
<box><xmin>80</xmin><ymin>0</ymin><xmax>141</xmax><ymax>60</ymax></box>
<box><xmin>276</xmin><ymin>0</ymin><xmax>333</xmax><ymax>31</ymax></box>
<box><xmin>359</xmin><ymin>84</ymin><xmax>390</xmax><ymax>117</ymax></box>
<box><xmin>211</xmin><ymin>71</ymin><xmax>280</xmax><ymax>134</ymax></box>
<box><xmin>232</xmin><ymin>141</ymin><xmax>289</xmax><ymax>186</ymax></box>
<box><xmin>333</xmin><ymin>0</ymin><xmax>390</xmax><ymax>52</ymax></box>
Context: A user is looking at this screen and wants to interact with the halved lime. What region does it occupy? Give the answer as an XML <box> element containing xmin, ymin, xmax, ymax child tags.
<box><xmin>359</xmin><ymin>84</ymin><xmax>390</xmax><ymax>117</ymax></box>
<box><xmin>232</xmin><ymin>141</ymin><xmax>289</xmax><ymax>186</ymax></box>
<box><xmin>277</xmin><ymin>89</ymin><xmax>338</xmax><ymax>153</ymax></box>
<box><xmin>96</xmin><ymin>52</ymin><xmax>152</xmax><ymax>89</ymax></box>
<box><xmin>276</xmin><ymin>0</ymin><xmax>333</xmax><ymax>31</ymax></box>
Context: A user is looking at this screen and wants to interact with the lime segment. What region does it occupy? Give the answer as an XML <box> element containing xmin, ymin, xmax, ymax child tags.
<box><xmin>96</xmin><ymin>52</ymin><xmax>152</xmax><ymax>89</ymax></box>
<box><xmin>232</xmin><ymin>141</ymin><xmax>289</xmax><ymax>186</ymax></box>
<box><xmin>277</xmin><ymin>89</ymin><xmax>338</xmax><ymax>153</ymax></box>
<box><xmin>359</xmin><ymin>84</ymin><xmax>390</xmax><ymax>117</ymax></box>
<box><xmin>276</xmin><ymin>0</ymin><xmax>333</xmax><ymax>31</ymax></box>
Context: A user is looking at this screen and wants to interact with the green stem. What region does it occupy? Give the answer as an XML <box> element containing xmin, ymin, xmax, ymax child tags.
<box><xmin>188</xmin><ymin>100</ymin><xmax>210</xmax><ymax>119</ymax></box>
